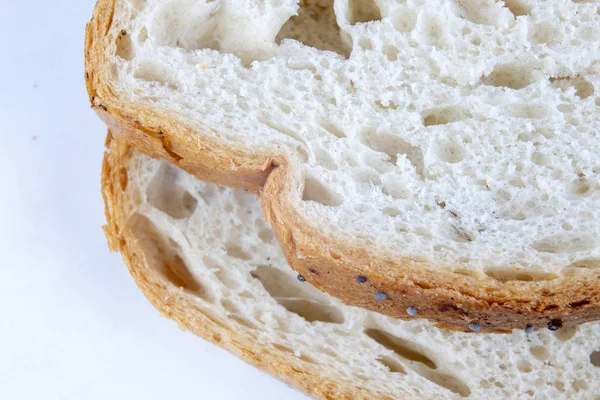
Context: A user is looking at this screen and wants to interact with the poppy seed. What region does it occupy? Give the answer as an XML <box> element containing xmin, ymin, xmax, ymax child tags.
<box><xmin>525</xmin><ymin>325</ymin><xmax>534</xmax><ymax>334</ymax></box>
<box><xmin>548</xmin><ymin>320</ymin><xmax>562</xmax><ymax>331</ymax></box>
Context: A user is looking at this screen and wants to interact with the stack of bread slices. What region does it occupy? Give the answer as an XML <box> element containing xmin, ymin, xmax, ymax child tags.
<box><xmin>87</xmin><ymin>0</ymin><xmax>600</xmax><ymax>398</ymax></box>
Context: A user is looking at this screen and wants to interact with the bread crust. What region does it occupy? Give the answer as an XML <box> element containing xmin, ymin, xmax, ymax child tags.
<box><xmin>102</xmin><ymin>133</ymin><xmax>399</xmax><ymax>400</ymax></box>
<box><xmin>88</xmin><ymin>0</ymin><xmax>600</xmax><ymax>332</ymax></box>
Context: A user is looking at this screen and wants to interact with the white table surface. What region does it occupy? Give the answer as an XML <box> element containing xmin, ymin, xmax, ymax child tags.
<box><xmin>0</xmin><ymin>2</ymin><xmax>306</xmax><ymax>399</ymax></box>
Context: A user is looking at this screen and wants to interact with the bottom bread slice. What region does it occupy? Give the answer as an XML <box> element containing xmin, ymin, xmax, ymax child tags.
<box><xmin>102</xmin><ymin>133</ymin><xmax>600</xmax><ymax>400</ymax></box>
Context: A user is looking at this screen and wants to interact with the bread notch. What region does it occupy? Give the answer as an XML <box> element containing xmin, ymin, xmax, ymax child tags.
<box><xmin>88</xmin><ymin>0</ymin><xmax>600</xmax><ymax>331</ymax></box>
<box><xmin>102</xmin><ymin>134</ymin><xmax>600</xmax><ymax>399</ymax></box>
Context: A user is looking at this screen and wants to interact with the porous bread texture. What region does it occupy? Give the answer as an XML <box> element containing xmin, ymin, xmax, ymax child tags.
<box><xmin>88</xmin><ymin>0</ymin><xmax>600</xmax><ymax>331</ymax></box>
<box><xmin>103</xmin><ymin>0</ymin><xmax>600</xmax><ymax>276</ymax></box>
<box><xmin>103</xmin><ymin>137</ymin><xmax>600</xmax><ymax>400</ymax></box>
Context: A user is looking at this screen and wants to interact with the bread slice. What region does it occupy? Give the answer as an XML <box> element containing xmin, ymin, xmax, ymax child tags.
<box><xmin>102</xmin><ymin>133</ymin><xmax>600</xmax><ymax>399</ymax></box>
<box><xmin>87</xmin><ymin>0</ymin><xmax>600</xmax><ymax>331</ymax></box>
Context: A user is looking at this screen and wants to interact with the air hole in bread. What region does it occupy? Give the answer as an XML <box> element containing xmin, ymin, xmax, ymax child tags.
<box><xmin>225</xmin><ymin>242</ymin><xmax>252</xmax><ymax>260</ymax></box>
<box><xmin>350</xmin><ymin>0</ymin><xmax>382</xmax><ymax>24</ymax></box>
<box><xmin>302</xmin><ymin>176</ymin><xmax>343</xmax><ymax>207</ymax></box>
<box><xmin>129</xmin><ymin>214</ymin><xmax>211</xmax><ymax>298</ymax></box>
<box><xmin>470</xmin><ymin>35</ymin><xmax>482</xmax><ymax>46</ymax></box>
<box><xmin>453</xmin><ymin>268</ymin><xmax>479</xmax><ymax>278</ymax></box>
<box><xmin>423</xmin><ymin>106</ymin><xmax>471</xmax><ymax>126</ymax></box>
<box><xmin>383</xmin><ymin>45</ymin><xmax>400</xmax><ymax>61</ymax></box>
<box><xmin>568</xmin><ymin>258</ymin><xmax>600</xmax><ymax>270</ymax></box>
<box><xmin>590</xmin><ymin>351</ymin><xmax>600</xmax><ymax>367</ymax></box>
<box><xmin>251</xmin><ymin>265</ymin><xmax>344</xmax><ymax>323</ymax></box>
<box><xmin>530</xmin><ymin>346</ymin><xmax>550</xmax><ymax>361</ymax></box>
<box><xmin>374</xmin><ymin>99</ymin><xmax>399</xmax><ymax>110</ymax></box>
<box><xmin>571</xmin><ymin>177</ymin><xmax>596</xmax><ymax>197</ymax></box>
<box><xmin>258</xmin><ymin>227</ymin><xmax>275</xmax><ymax>243</ymax></box>
<box><xmin>365</xmin><ymin>330</ymin><xmax>471</xmax><ymax>397</ymax></box>
<box><xmin>448</xmin><ymin>225</ymin><xmax>475</xmax><ymax>243</ymax></box>
<box><xmin>168</xmin><ymin>237</ymin><xmax>181</xmax><ymax>250</ymax></box>
<box><xmin>421</xmin><ymin>14</ymin><xmax>448</xmax><ymax>48</ymax></box>
<box><xmin>221</xmin><ymin>298</ymin><xmax>241</xmax><ymax>314</ymax></box>
<box><xmin>508</xmin><ymin>177</ymin><xmax>526</xmax><ymax>188</ymax></box>
<box><xmin>134</xmin><ymin>64</ymin><xmax>179</xmax><ymax>90</ymax></box>
<box><xmin>494</xmin><ymin>188</ymin><xmax>512</xmax><ymax>203</ymax></box>
<box><xmin>383</xmin><ymin>180</ymin><xmax>412</xmax><ymax>200</ymax></box>
<box><xmin>138</xmin><ymin>26</ymin><xmax>148</xmax><ymax>43</ymax></box>
<box><xmin>358</xmin><ymin>38</ymin><xmax>373</xmax><ymax>50</ymax></box>
<box><xmin>484</xmin><ymin>268</ymin><xmax>559</xmax><ymax>282</ymax></box>
<box><xmin>359</xmin><ymin>131</ymin><xmax>425</xmax><ymax>175</ymax></box>
<box><xmin>277</xmin><ymin>299</ymin><xmax>345</xmax><ymax>323</ymax></box>
<box><xmin>318</xmin><ymin>346</ymin><xmax>338</xmax><ymax>358</ymax></box>
<box><xmin>436</xmin><ymin>139</ymin><xmax>466</xmax><ymax>164</ymax></box>
<box><xmin>383</xmin><ymin>207</ymin><xmax>401</xmax><ymax>217</ymax></box>
<box><xmin>203</xmin><ymin>254</ymin><xmax>240</xmax><ymax>290</ymax></box>
<box><xmin>532</xmin><ymin>234</ymin><xmax>597</xmax><ymax>254</ymax></box>
<box><xmin>320</xmin><ymin>121</ymin><xmax>346</xmax><ymax>139</ymax></box>
<box><xmin>312</xmin><ymin>147</ymin><xmax>338</xmax><ymax>170</ymax></box>
<box><xmin>365</xmin><ymin>329</ymin><xmax>437</xmax><ymax>369</ymax></box>
<box><xmin>130</xmin><ymin>0</ymin><xmax>148</xmax><ymax>10</ymax></box>
<box><xmin>196</xmin><ymin>184</ymin><xmax>217</xmax><ymax>204</ymax></box>
<box><xmin>230</xmin><ymin>315</ymin><xmax>259</xmax><ymax>330</ymax></box>
<box><xmin>531</xmin><ymin>151</ymin><xmax>547</xmax><ymax>166</ymax></box>
<box><xmin>551</xmin><ymin>76</ymin><xmax>596</xmax><ymax>99</ymax></box>
<box><xmin>555</xmin><ymin>326</ymin><xmax>578</xmax><ymax>342</ymax></box>
<box><xmin>505</xmin><ymin>104</ymin><xmax>551</xmax><ymax>119</ymax></box>
<box><xmin>276</xmin><ymin>0</ymin><xmax>351</xmax><ymax>58</ymax></box>
<box><xmin>573</xmin><ymin>379</ymin><xmax>590</xmax><ymax>392</ymax></box>
<box><xmin>517</xmin><ymin>360</ymin><xmax>533</xmax><ymax>373</ymax></box>
<box><xmin>354</xmin><ymin>168</ymin><xmax>383</xmax><ymax>186</ymax></box>
<box><xmin>150</xmin><ymin>0</ymin><xmax>221</xmax><ymax>52</ymax></box>
<box><xmin>285</xmin><ymin>59</ymin><xmax>318</xmax><ymax>74</ymax></box>
<box><xmin>482</xmin><ymin>64</ymin><xmax>537</xmax><ymax>89</ymax></box>
<box><xmin>531</xmin><ymin>22</ymin><xmax>560</xmax><ymax>45</ymax></box>
<box><xmin>273</xmin><ymin>343</ymin><xmax>294</xmax><ymax>353</ymax></box>
<box><xmin>503</xmin><ymin>0</ymin><xmax>532</xmax><ymax>16</ymax></box>
<box><xmin>298</xmin><ymin>353</ymin><xmax>317</xmax><ymax>364</ymax></box>
<box><xmin>378</xmin><ymin>356</ymin><xmax>407</xmax><ymax>374</ymax></box>
<box><xmin>562</xmin><ymin>258</ymin><xmax>600</xmax><ymax>276</ymax></box>
<box><xmin>453</xmin><ymin>0</ymin><xmax>502</xmax><ymax>25</ymax></box>
<box><xmin>118</xmin><ymin>167</ymin><xmax>129</xmax><ymax>190</ymax></box>
<box><xmin>259</xmin><ymin>117</ymin><xmax>310</xmax><ymax>162</ymax></box>
<box><xmin>390</xmin><ymin>7</ymin><xmax>417</xmax><ymax>32</ymax></box>
<box><xmin>115</xmin><ymin>30</ymin><xmax>135</xmax><ymax>61</ymax></box>
<box><xmin>147</xmin><ymin>164</ymin><xmax>198</xmax><ymax>218</ymax></box>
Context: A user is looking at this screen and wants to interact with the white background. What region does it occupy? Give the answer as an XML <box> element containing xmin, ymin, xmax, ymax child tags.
<box><xmin>0</xmin><ymin>2</ymin><xmax>306</xmax><ymax>399</ymax></box>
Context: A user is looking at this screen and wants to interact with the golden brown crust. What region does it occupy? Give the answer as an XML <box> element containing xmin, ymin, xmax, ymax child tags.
<box><xmin>89</xmin><ymin>0</ymin><xmax>600</xmax><ymax>333</ymax></box>
<box><xmin>102</xmin><ymin>133</ymin><xmax>397</xmax><ymax>400</ymax></box>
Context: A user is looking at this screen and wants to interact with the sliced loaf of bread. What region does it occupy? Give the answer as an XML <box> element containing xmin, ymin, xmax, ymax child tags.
<box><xmin>88</xmin><ymin>0</ymin><xmax>600</xmax><ymax>331</ymax></box>
<box><xmin>103</xmin><ymin>133</ymin><xmax>600</xmax><ymax>399</ymax></box>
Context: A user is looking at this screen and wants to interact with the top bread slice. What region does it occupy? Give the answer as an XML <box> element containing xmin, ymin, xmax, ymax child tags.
<box><xmin>86</xmin><ymin>0</ymin><xmax>600</xmax><ymax>332</ymax></box>
<box><xmin>102</xmin><ymin>132</ymin><xmax>600</xmax><ymax>399</ymax></box>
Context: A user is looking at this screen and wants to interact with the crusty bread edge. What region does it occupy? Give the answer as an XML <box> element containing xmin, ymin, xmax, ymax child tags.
<box><xmin>88</xmin><ymin>0</ymin><xmax>600</xmax><ymax>332</ymax></box>
<box><xmin>101</xmin><ymin>133</ymin><xmax>400</xmax><ymax>400</ymax></box>
<box><xmin>86</xmin><ymin>0</ymin><xmax>280</xmax><ymax>194</ymax></box>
